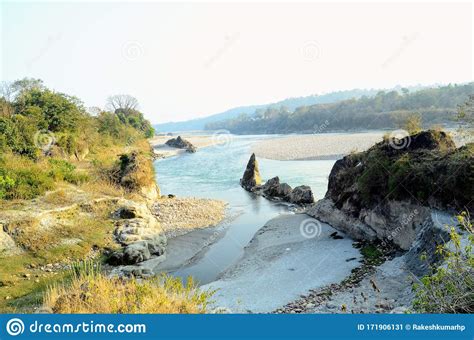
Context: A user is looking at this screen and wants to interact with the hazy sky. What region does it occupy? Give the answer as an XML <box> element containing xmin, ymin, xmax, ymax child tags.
<box><xmin>1</xmin><ymin>1</ymin><xmax>472</xmax><ymax>124</ymax></box>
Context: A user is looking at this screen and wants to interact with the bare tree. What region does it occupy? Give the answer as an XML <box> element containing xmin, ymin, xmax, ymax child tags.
<box><xmin>106</xmin><ymin>94</ymin><xmax>139</xmax><ymax>112</ymax></box>
<box><xmin>0</xmin><ymin>81</ymin><xmax>15</xmax><ymax>117</ymax></box>
<box><xmin>0</xmin><ymin>81</ymin><xmax>14</xmax><ymax>102</ymax></box>
<box><xmin>87</xmin><ymin>106</ymin><xmax>102</xmax><ymax>117</ymax></box>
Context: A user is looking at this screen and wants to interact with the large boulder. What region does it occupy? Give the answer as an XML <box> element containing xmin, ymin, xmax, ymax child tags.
<box><xmin>289</xmin><ymin>185</ymin><xmax>314</xmax><ymax>204</ymax></box>
<box><xmin>123</xmin><ymin>242</ymin><xmax>151</xmax><ymax>264</ymax></box>
<box><xmin>262</xmin><ymin>176</ymin><xmax>293</xmax><ymax>199</ymax></box>
<box><xmin>115</xmin><ymin>201</ymin><xmax>149</xmax><ymax>219</ymax></box>
<box><xmin>240</xmin><ymin>153</ymin><xmax>262</xmax><ymax>191</ymax></box>
<box><xmin>165</xmin><ymin>136</ymin><xmax>196</xmax><ymax>153</ymax></box>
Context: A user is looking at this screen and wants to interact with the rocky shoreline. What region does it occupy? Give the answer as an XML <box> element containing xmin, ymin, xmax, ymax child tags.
<box><xmin>150</xmin><ymin>134</ymin><xmax>219</xmax><ymax>159</ymax></box>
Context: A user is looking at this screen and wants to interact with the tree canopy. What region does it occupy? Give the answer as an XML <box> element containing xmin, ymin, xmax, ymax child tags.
<box><xmin>0</xmin><ymin>78</ymin><xmax>155</xmax><ymax>158</ymax></box>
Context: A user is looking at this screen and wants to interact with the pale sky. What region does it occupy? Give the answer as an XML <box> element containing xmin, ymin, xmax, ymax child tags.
<box><xmin>1</xmin><ymin>1</ymin><xmax>473</xmax><ymax>124</ymax></box>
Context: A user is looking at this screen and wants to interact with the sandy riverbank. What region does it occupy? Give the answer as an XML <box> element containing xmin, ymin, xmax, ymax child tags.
<box><xmin>201</xmin><ymin>213</ymin><xmax>362</xmax><ymax>313</ymax></box>
<box><xmin>150</xmin><ymin>135</ymin><xmax>219</xmax><ymax>158</ymax></box>
<box><xmin>252</xmin><ymin>132</ymin><xmax>385</xmax><ymax>160</ymax></box>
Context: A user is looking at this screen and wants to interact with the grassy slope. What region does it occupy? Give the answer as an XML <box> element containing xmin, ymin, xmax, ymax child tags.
<box><xmin>0</xmin><ymin>141</ymin><xmax>151</xmax><ymax>312</ymax></box>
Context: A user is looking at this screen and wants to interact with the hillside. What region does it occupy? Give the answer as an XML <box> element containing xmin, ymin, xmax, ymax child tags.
<box><xmin>206</xmin><ymin>83</ymin><xmax>474</xmax><ymax>134</ymax></box>
<box><xmin>153</xmin><ymin>86</ymin><xmax>428</xmax><ymax>132</ymax></box>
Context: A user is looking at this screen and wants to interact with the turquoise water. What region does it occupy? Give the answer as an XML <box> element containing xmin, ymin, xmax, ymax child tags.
<box><xmin>154</xmin><ymin>135</ymin><xmax>336</xmax><ymax>284</ymax></box>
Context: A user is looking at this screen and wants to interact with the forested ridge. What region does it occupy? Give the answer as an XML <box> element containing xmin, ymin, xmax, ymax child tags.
<box><xmin>205</xmin><ymin>83</ymin><xmax>474</xmax><ymax>134</ymax></box>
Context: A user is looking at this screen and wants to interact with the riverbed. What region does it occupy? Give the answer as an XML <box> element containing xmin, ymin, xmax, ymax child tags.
<box><xmin>152</xmin><ymin>134</ymin><xmax>363</xmax><ymax>311</ymax></box>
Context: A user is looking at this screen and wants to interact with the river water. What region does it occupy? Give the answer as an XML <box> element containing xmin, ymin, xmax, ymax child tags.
<box><xmin>154</xmin><ymin>135</ymin><xmax>336</xmax><ymax>284</ymax></box>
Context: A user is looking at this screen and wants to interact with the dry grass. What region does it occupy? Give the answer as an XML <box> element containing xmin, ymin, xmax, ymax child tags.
<box><xmin>79</xmin><ymin>179</ymin><xmax>126</xmax><ymax>198</ymax></box>
<box><xmin>0</xmin><ymin>138</ymin><xmax>159</xmax><ymax>313</ymax></box>
<box><xmin>0</xmin><ymin>210</ymin><xmax>118</xmax><ymax>312</ymax></box>
<box><xmin>44</xmin><ymin>265</ymin><xmax>214</xmax><ymax>313</ymax></box>
<box><xmin>4</xmin><ymin>209</ymin><xmax>116</xmax><ymax>258</ymax></box>
<box><xmin>43</xmin><ymin>189</ymin><xmax>75</xmax><ymax>206</ymax></box>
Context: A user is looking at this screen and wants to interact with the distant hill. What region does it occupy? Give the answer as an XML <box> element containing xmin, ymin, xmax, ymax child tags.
<box><xmin>154</xmin><ymin>86</ymin><xmax>429</xmax><ymax>132</ymax></box>
<box><xmin>205</xmin><ymin>83</ymin><xmax>474</xmax><ymax>134</ymax></box>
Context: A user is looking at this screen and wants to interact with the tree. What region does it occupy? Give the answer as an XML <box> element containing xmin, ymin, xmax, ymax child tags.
<box><xmin>457</xmin><ymin>94</ymin><xmax>474</xmax><ymax>128</ymax></box>
<box><xmin>14</xmin><ymin>88</ymin><xmax>85</xmax><ymax>132</ymax></box>
<box><xmin>106</xmin><ymin>95</ymin><xmax>139</xmax><ymax>112</ymax></box>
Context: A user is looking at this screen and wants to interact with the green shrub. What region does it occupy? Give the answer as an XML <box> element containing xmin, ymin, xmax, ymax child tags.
<box><xmin>48</xmin><ymin>159</ymin><xmax>89</xmax><ymax>184</ymax></box>
<box><xmin>0</xmin><ymin>175</ymin><xmax>15</xmax><ymax>199</ymax></box>
<box><xmin>0</xmin><ymin>155</ymin><xmax>54</xmax><ymax>200</ymax></box>
<box><xmin>413</xmin><ymin>212</ymin><xmax>474</xmax><ymax>313</ymax></box>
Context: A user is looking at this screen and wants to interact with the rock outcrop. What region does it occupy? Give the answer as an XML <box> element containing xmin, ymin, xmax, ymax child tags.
<box><xmin>107</xmin><ymin>152</ymin><xmax>166</xmax><ymax>269</ymax></box>
<box><xmin>240</xmin><ymin>155</ymin><xmax>315</xmax><ymax>205</ymax></box>
<box><xmin>165</xmin><ymin>136</ymin><xmax>196</xmax><ymax>153</ymax></box>
<box><xmin>115</xmin><ymin>151</ymin><xmax>160</xmax><ymax>201</ymax></box>
<box><xmin>110</xmin><ymin>200</ymin><xmax>166</xmax><ymax>266</ymax></box>
<box><xmin>240</xmin><ymin>153</ymin><xmax>262</xmax><ymax>191</ymax></box>
<box><xmin>307</xmin><ymin>130</ymin><xmax>472</xmax><ymax>274</ymax></box>
<box><xmin>289</xmin><ymin>185</ymin><xmax>314</xmax><ymax>204</ymax></box>
<box><xmin>261</xmin><ymin>177</ymin><xmax>292</xmax><ymax>199</ymax></box>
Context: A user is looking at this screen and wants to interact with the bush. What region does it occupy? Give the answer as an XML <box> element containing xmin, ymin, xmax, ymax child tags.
<box><xmin>44</xmin><ymin>261</ymin><xmax>214</xmax><ymax>313</ymax></box>
<box><xmin>0</xmin><ymin>174</ymin><xmax>15</xmax><ymax>199</ymax></box>
<box><xmin>413</xmin><ymin>212</ymin><xmax>474</xmax><ymax>313</ymax></box>
<box><xmin>48</xmin><ymin>159</ymin><xmax>89</xmax><ymax>184</ymax></box>
<box><xmin>0</xmin><ymin>154</ymin><xmax>54</xmax><ymax>200</ymax></box>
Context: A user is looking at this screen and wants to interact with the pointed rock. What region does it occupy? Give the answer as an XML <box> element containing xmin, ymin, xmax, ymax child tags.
<box><xmin>240</xmin><ymin>153</ymin><xmax>262</xmax><ymax>191</ymax></box>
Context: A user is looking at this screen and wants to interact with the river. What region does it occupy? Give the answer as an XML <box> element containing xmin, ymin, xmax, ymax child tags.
<box><xmin>154</xmin><ymin>135</ymin><xmax>336</xmax><ymax>284</ymax></box>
